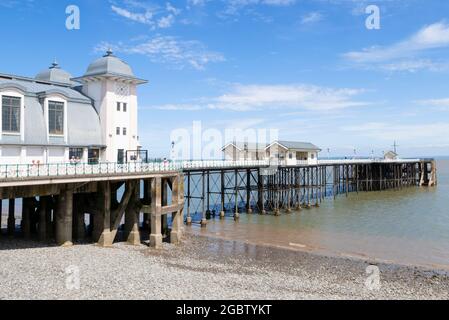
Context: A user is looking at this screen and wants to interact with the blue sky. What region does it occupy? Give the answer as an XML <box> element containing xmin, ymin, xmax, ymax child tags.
<box><xmin>1</xmin><ymin>0</ymin><xmax>449</xmax><ymax>158</ymax></box>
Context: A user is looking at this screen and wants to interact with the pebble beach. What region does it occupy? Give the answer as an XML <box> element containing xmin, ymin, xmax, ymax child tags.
<box><xmin>0</xmin><ymin>231</ymin><xmax>448</xmax><ymax>300</ymax></box>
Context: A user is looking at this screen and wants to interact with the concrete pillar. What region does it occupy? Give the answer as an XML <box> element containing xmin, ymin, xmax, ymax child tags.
<box><xmin>8</xmin><ymin>199</ymin><xmax>15</xmax><ymax>236</ymax></box>
<box><xmin>22</xmin><ymin>198</ymin><xmax>31</xmax><ymax>239</ymax></box>
<box><xmin>150</xmin><ymin>177</ymin><xmax>162</xmax><ymax>249</ymax></box>
<box><xmin>0</xmin><ymin>200</ymin><xmax>2</xmax><ymax>235</ymax></box>
<box><xmin>38</xmin><ymin>197</ymin><xmax>47</xmax><ymax>241</ymax></box>
<box><xmin>143</xmin><ymin>180</ymin><xmax>150</xmax><ymax>230</ymax></box>
<box><xmin>161</xmin><ymin>179</ymin><xmax>169</xmax><ymax>235</ymax></box>
<box><xmin>125</xmin><ymin>182</ymin><xmax>141</xmax><ymax>246</ymax></box>
<box><xmin>73</xmin><ymin>199</ymin><xmax>86</xmax><ymax>242</ymax></box>
<box><xmin>55</xmin><ymin>187</ymin><xmax>73</xmax><ymax>246</ymax></box>
<box><xmin>170</xmin><ymin>176</ymin><xmax>183</xmax><ymax>245</ymax></box>
<box><xmin>429</xmin><ymin>160</ymin><xmax>437</xmax><ymax>187</ymax></box>
<box><xmin>97</xmin><ymin>182</ymin><xmax>113</xmax><ymax>247</ymax></box>
<box><xmin>46</xmin><ymin>198</ymin><xmax>54</xmax><ymax>239</ymax></box>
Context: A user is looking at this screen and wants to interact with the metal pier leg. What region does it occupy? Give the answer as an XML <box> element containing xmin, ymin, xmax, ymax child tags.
<box><xmin>220</xmin><ymin>170</ymin><xmax>225</xmax><ymax>218</ymax></box>
<box><xmin>206</xmin><ymin>170</ymin><xmax>211</xmax><ymax>219</ymax></box>
<box><xmin>201</xmin><ymin>172</ymin><xmax>207</xmax><ymax>227</ymax></box>
<box><xmin>246</xmin><ymin>169</ymin><xmax>253</xmax><ymax>213</ymax></box>
<box><xmin>258</xmin><ymin>169</ymin><xmax>266</xmax><ymax>214</ymax></box>
<box><xmin>286</xmin><ymin>169</ymin><xmax>292</xmax><ymax>213</ymax></box>
<box><xmin>274</xmin><ymin>170</ymin><xmax>280</xmax><ymax>215</ymax></box>
<box><xmin>186</xmin><ymin>171</ymin><xmax>192</xmax><ymax>225</ymax></box>
<box><xmin>234</xmin><ymin>169</ymin><xmax>239</xmax><ymax>220</ymax></box>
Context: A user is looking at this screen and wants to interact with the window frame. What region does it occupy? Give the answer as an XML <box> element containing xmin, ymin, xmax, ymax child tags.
<box><xmin>69</xmin><ymin>148</ymin><xmax>84</xmax><ymax>161</ymax></box>
<box><xmin>48</xmin><ymin>100</ymin><xmax>65</xmax><ymax>136</ymax></box>
<box><xmin>123</xmin><ymin>127</ymin><xmax>127</xmax><ymax>136</ymax></box>
<box><xmin>116</xmin><ymin>127</ymin><xmax>121</xmax><ymax>135</ymax></box>
<box><xmin>1</xmin><ymin>95</ymin><xmax>22</xmax><ymax>134</ymax></box>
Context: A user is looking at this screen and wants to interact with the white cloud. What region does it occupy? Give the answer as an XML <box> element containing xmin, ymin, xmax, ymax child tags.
<box><xmin>187</xmin><ymin>0</ymin><xmax>208</xmax><ymax>6</ymax></box>
<box><xmin>152</xmin><ymin>83</ymin><xmax>369</xmax><ymax>112</ymax></box>
<box><xmin>343</xmin><ymin>22</ymin><xmax>449</xmax><ymax>72</ymax></box>
<box><xmin>300</xmin><ymin>12</ymin><xmax>323</xmax><ymax>25</ymax></box>
<box><xmin>220</xmin><ymin>0</ymin><xmax>296</xmax><ymax>17</ymax></box>
<box><xmin>153</xmin><ymin>104</ymin><xmax>203</xmax><ymax>111</ymax></box>
<box><xmin>0</xmin><ymin>0</ymin><xmax>34</xmax><ymax>8</ymax></box>
<box><xmin>111</xmin><ymin>1</ymin><xmax>181</xmax><ymax>29</ymax></box>
<box><xmin>157</xmin><ymin>14</ymin><xmax>175</xmax><ymax>28</ymax></box>
<box><xmin>111</xmin><ymin>5</ymin><xmax>153</xmax><ymax>25</ymax></box>
<box><xmin>416</xmin><ymin>98</ymin><xmax>449</xmax><ymax>110</ymax></box>
<box><xmin>96</xmin><ymin>36</ymin><xmax>225</xmax><ymax>70</ymax></box>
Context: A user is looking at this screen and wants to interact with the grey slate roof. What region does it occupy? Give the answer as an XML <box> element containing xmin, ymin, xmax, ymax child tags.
<box><xmin>84</xmin><ymin>51</ymin><xmax>134</xmax><ymax>78</ymax></box>
<box><xmin>273</xmin><ymin>141</ymin><xmax>321</xmax><ymax>151</ymax></box>
<box><xmin>224</xmin><ymin>141</ymin><xmax>321</xmax><ymax>152</ymax></box>
<box><xmin>0</xmin><ymin>75</ymin><xmax>91</xmax><ymax>102</ymax></box>
<box><xmin>224</xmin><ymin>142</ymin><xmax>268</xmax><ymax>151</ymax></box>
<box><xmin>0</xmin><ymin>75</ymin><xmax>103</xmax><ymax>147</ymax></box>
<box><xmin>35</xmin><ymin>62</ymin><xmax>74</xmax><ymax>86</ymax></box>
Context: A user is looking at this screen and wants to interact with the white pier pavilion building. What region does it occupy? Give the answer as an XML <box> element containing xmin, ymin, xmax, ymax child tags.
<box><xmin>0</xmin><ymin>50</ymin><xmax>147</xmax><ymax>165</ymax></box>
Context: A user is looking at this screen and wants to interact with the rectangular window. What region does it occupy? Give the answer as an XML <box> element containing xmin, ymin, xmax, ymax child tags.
<box><xmin>69</xmin><ymin>148</ymin><xmax>83</xmax><ymax>161</ymax></box>
<box><xmin>123</xmin><ymin>127</ymin><xmax>127</xmax><ymax>136</ymax></box>
<box><xmin>48</xmin><ymin>101</ymin><xmax>64</xmax><ymax>135</ymax></box>
<box><xmin>88</xmin><ymin>148</ymin><xmax>99</xmax><ymax>164</ymax></box>
<box><xmin>117</xmin><ymin>149</ymin><xmax>125</xmax><ymax>164</ymax></box>
<box><xmin>117</xmin><ymin>102</ymin><xmax>121</xmax><ymax>111</ymax></box>
<box><xmin>116</xmin><ymin>127</ymin><xmax>120</xmax><ymax>135</ymax></box>
<box><xmin>123</xmin><ymin>103</ymin><xmax>127</xmax><ymax>112</ymax></box>
<box><xmin>2</xmin><ymin>95</ymin><xmax>21</xmax><ymax>133</ymax></box>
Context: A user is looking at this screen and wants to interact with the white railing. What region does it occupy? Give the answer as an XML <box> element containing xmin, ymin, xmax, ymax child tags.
<box><xmin>317</xmin><ymin>158</ymin><xmax>421</xmax><ymax>165</ymax></box>
<box><xmin>0</xmin><ymin>158</ymin><xmax>424</xmax><ymax>181</ymax></box>
<box><xmin>0</xmin><ymin>162</ymin><xmax>181</xmax><ymax>180</ymax></box>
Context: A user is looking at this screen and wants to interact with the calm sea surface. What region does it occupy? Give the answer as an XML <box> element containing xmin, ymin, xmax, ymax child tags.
<box><xmin>192</xmin><ymin>160</ymin><xmax>449</xmax><ymax>269</ymax></box>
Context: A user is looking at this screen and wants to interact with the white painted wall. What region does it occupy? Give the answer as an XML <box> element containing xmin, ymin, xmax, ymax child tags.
<box><xmin>82</xmin><ymin>79</ymin><xmax>139</xmax><ymax>163</ymax></box>
<box><xmin>26</xmin><ymin>147</ymin><xmax>45</xmax><ymax>164</ymax></box>
<box><xmin>47</xmin><ymin>147</ymin><xmax>66</xmax><ymax>163</ymax></box>
<box><xmin>0</xmin><ymin>146</ymin><xmax>21</xmax><ymax>164</ymax></box>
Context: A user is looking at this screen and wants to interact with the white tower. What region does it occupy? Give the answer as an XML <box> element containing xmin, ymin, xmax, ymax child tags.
<box><xmin>74</xmin><ymin>50</ymin><xmax>147</xmax><ymax>163</ymax></box>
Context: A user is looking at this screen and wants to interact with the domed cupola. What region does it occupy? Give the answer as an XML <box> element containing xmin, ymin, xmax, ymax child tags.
<box><xmin>84</xmin><ymin>49</ymin><xmax>135</xmax><ymax>78</ymax></box>
<box><xmin>35</xmin><ymin>61</ymin><xmax>73</xmax><ymax>85</ymax></box>
<box><xmin>73</xmin><ymin>50</ymin><xmax>147</xmax><ymax>85</ymax></box>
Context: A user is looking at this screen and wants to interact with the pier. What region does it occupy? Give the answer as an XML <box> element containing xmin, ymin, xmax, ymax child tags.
<box><xmin>183</xmin><ymin>159</ymin><xmax>437</xmax><ymax>225</ymax></box>
<box><xmin>0</xmin><ymin>163</ymin><xmax>184</xmax><ymax>248</ymax></box>
<box><xmin>0</xmin><ymin>159</ymin><xmax>437</xmax><ymax>246</ymax></box>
